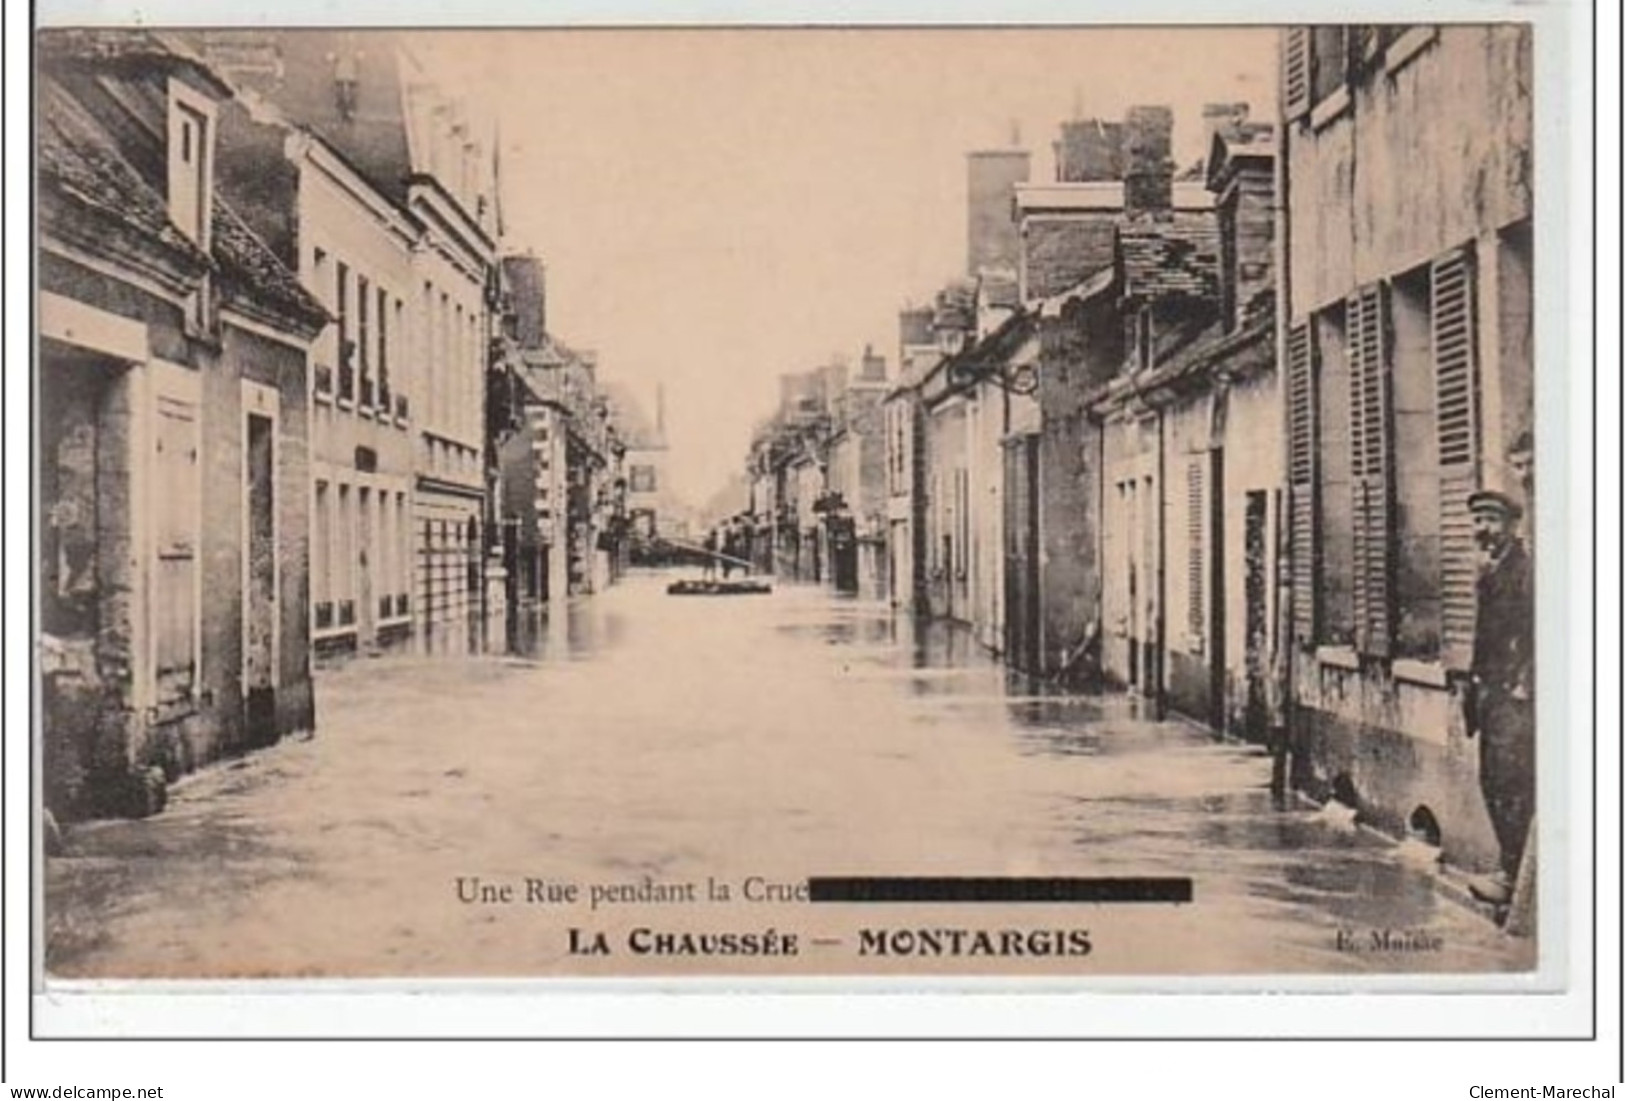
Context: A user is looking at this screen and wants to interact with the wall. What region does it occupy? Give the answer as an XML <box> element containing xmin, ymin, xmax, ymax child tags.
<box><xmin>1021</xmin><ymin>217</ymin><xmax>1115</xmax><ymax>302</ymax></box>
<box><xmin>1287</xmin><ymin>26</ymin><xmax>1533</xmax><ymax>318</ymax></box>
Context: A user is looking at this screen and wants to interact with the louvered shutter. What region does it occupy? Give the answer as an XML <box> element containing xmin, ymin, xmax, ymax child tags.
<box><xmin>153</xmin><ymin>395</ymin><xmax>200</xmax><ymax>705</ymax></box>
<box><xmin>1432</xmin><ymin>248</ymin><xmax>1481</xmax><ymax>670</ymax></box>
<box><xmin>1348</xmin><ymin>284</ymin><xmax>1394</xmax><ymax>658</ymax></box>
<box><xmin>1286</xmin><ymin>319</ymin><xmax>1317</xmax><ymax>644</ymax></box>
<box><xmin>1283</xmin><ymin>28</ymin><xmax>1312</xmax><ymax>123</ymax></box>
<box><xmin>1187</xmin><ymin>458</ymin><xmax>1205</xmax><ymax>643</ymax></box>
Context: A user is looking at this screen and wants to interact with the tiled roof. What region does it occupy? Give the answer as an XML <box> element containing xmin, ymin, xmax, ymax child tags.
<box><xmin>210</xmin><ymin>201</ymin><xmax>328</xmax><ymax>327</ymax></box>
<box><xmin>1118</xmin><ymin>213</ymin><xmax>1221</xmax><ymax>301</ymax></box>
<box><xmin>37</xmin><ymin>76</ymin><xmax>208</xmax><ymax>269</ymax></box>
<box><xmin>41</xmin><ymin>64</ymin><xmax>326</xmax><ymax>330</ymax></box>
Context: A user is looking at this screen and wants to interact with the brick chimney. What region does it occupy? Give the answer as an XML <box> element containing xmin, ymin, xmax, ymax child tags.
<box><xmin>1207</xmin><ymin>119</ymin><xmax>1276</xmax><ymax>331</ymax></box>
<box><xmin>1201</xmin><ymin>102</ymin><xmax>1250</xmax><ymax>150</ymax></box>
<box><xmin>898</xmin><ymin>306</ymin><xmax>934</xmax><ymax>351</ymax></box>
<box><xmin>859</xmin><ymin>344</ymin><xmax>887</xmax><ymax>383</ymax></box>
<box><xmin>1122</xmin><ymin>104</ymin><xmax>1174</xmax><ymax>214</ymax></box>
<box><xmin>966</xmin><ymin>148</ymin><xmax>1031</xmax><ymax>276</ymax></box>
<box><xmin>1053</xmin><ymin>117</ymin><xmax>1124</xmax><ymax>183</ymax></box>
<box><xmin>502</xmin><ymin>254</ymin><xmax>546</xmax><ymax>349</ymax></box>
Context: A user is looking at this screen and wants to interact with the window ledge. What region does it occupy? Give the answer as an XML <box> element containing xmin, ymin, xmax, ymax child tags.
<box><xmin>337</xmin><ymin>397</ymin><xmax>355</xmax><ymax>413</ymax></box>
<box><xmin>313</xmin><ymin>390</ymin><xmax>333</xmax><ymax>406</ymax></box>
<box><xmin>1385</xmin><ymin>26</ymin><xmax>1437</xmax><ymax>76</ymax></box>
<box><xmin>313</xmin><ymin>624</ymin><xmax>358</xmax><ymax>642</ymax></box>
<box><xmin>1310</xmin><ymin>86</ymin><xmax>1352</xmax><ymax>132</ymax></box>
<box><xmin>1391</xmin><ymin>658</ymin><xmax>1448</xmax><ymax>689</ymax></box>
<box><xmin>377</xmin><ymin>614</ymin><xmax>414</xmax><ymax>630</ymax></box>
<box><xmin>1315</xmin><ymin>645</ymin><xmax>1360</xmax><ymax>670</ymax></box>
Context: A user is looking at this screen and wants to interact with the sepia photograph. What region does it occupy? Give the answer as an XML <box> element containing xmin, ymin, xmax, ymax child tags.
<box><xmin>28</xmin><ymin>15</ymin><xmax>1568</xmax><ymax>1004</ymax></box>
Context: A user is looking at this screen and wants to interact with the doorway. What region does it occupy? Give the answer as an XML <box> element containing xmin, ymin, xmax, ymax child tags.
<box><xmin>243</xmin><ymin>406</ymin><xmax>278</xmax><ymax>748</ymax></box>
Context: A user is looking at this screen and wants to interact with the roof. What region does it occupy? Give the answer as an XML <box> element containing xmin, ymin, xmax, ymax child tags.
<box><xmin>211</xmin><ymin>201</ymin><xmax>328</xmax><ymax>327</ymax></box>
<box><xmin>1118</xmin><ymin>213</ymin><xmax>1221</xmax><ymax>301</ymax></box>
<box><xmin>1037</xmin><ymin>264</ymin><xmax>1117</xmax><ymax>319</ymax></box>
<box><xmin>37</xmin><ymin>75</ymin><xmax>209</xmax><ymax>272</ymax></box>
<box><xmin>1207</xmin><ymin>122</ymin><xmax>1276</xmax><ymax>192</ymax></box>
<box><xmin>38</xmin><ymin>29</ymin><xmax>234</xmax><ymax>98</ymax></box>
<box><xmin>39</xmin><ymin>58</ymin><xmax>326</xmax><ymax>331</ymax></box>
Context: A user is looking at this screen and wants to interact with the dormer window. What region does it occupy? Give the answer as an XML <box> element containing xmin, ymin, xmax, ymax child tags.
<box><xmin>166</xmin><ymin>79</ymin><xmax>215</xmax><ymax>249</ymax></box>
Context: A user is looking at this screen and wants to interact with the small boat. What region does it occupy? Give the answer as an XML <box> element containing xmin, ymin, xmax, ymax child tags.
<box><xmin>667</xmin><ymin>578</ymin><xmax>773</xmax><ymax>596</ymax></box>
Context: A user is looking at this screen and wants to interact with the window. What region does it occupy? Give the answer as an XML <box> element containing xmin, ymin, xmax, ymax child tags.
<box><xmin>377</xmin><ymin>286</ymin><xmax>390</xmax><ymax>409</ymax></box>
<box><xmin>1315</xmin><ymin>308</ymin><xmax>1355</xmax><ymax>645</ymax></box>
<box><xmin>336</xmin><ymin>483</ymin><xmax>355</xmax><ymax>626</ymax></box>
<box><xmin>396</xmin><ymin>491</ymin><xmax>411</xmax><ymax>616</ymax></box>
<box><xmin>630</xmin><ymin>464</ymin><xmax>658</xmax><ymax>494</ymax></box>
<box><xmin>1310</xmin><ymin>26</ymin><xmax>1350</xmax><ymax>106</ymax></box>
<box><xmin>336</xmin><ymin>262</ymin><xmax>354</xmax><ymax>402</ymax></box>
<box><xmin>167</xmin><ymin>92</ymin><xmax>211</xmax><ymax>246</ymax></box>
<box><xmin>1291</xmin><ymin>246</ymin><xmax>1483</xmax><ymax>667</ymax></box>
<box><xmin>1389</xmin><ymin>264</ymin><xmax>1441</xmax><ymax>659</ymax></box>
<box><xmin>313</xmin><ymin>480</ymin><xmax>333</xmax><ymax>629</ymax></box>
<box><xmin>357</xmin><ymin>274</ymin><xmax>372</xmax><ymax>407</ymax></box>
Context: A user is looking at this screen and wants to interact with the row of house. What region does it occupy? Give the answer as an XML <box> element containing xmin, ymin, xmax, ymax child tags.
<box><xmin>743</xmin><ymin>351</ymin><xmax>891</xmax><ymax>598</ymax></box>
<box><xmin>744</xmin><ymin>25</ymin><xmax>1536</xmax><ymax>876</ymax></box>
<box><xmin>38</xmin><ymin>30</ymin><xmax>653</xmax><ymax>820</ymax></box>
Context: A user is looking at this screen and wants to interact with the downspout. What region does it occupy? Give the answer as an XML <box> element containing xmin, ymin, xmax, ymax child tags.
<box><xmin>1154</xmin><ymin>399</ymin><xmax>1168</xmax><ymax>720</ymax></box>
<box><xmin>1271</xmin><ymin>30</ymin><xmax>1297</xmax><ymax>796</ymax></box>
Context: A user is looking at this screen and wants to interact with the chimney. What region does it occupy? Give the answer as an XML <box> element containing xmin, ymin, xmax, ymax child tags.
<box><xmin>966</xmin><ymin>147</ymin><xmax>1031</xmax><ymax>276</ymax></box>
<box><xmin>1208</xmin><ymin>121</ymin><xmax>1277</xmax><ymax>331</ymax></box>
<box><xmin>860</xmin><ymin>344</ymin><xmax>887</xmax><ymax>383</ymax></box>
<box><xmin>1053</xmin><ymin>118</ymin><xmax>1124</xmax><ymax>183</ymax></box>
<box><xmin>898</xmin><ymin>306</ymin><xmax>934</xmax><ymax>352</ymax></box>
<box><xmin>1122</xmin><ymin>104</ymin><xmax>1174</xmax><ymax>215</ymax></box>
<box><xmin>1201</xmin><ymin>102</ymin><xmax>1250</xmax><ymax>151</ymax></box>
<box><xmin>501</xmin><ymin>255</ymin><xmax>547</xmax><ymax>349</ymax></box>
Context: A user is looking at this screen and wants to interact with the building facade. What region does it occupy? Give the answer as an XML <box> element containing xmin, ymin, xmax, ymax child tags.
<box><xmin>39</xmin><ymin>32</ymin><xmax>328</xmax><ymax>817</ymax></box>
<box><xmin>1279</xmin><ymin>24</ymin><xmax>1534</xmax><ymax>869</ymax></box>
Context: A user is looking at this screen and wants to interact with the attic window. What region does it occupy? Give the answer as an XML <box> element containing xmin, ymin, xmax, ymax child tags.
<box><xmin>166</xmin><ymin>80</ymin><xmax>215</xmax><ymax>248</ymax></box>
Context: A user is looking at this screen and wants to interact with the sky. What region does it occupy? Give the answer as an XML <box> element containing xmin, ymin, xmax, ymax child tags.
<box><xmin>417</xmin><ymin>28</ymin><xmax>1277</xmax><ymax>508</ymax></box>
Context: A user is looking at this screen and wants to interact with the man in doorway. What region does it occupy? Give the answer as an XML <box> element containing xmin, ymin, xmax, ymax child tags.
<box><xmin>1463</xmin><ymin>488</ymin><xmax>1535</xmax><ymax>908</ymax></box>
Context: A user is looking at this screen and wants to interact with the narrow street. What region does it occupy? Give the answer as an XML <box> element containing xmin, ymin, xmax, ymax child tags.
<box><xmin>45</xmin><ymin>571</ymin><xmax>1534</xmax><ymax>978</ymax></box>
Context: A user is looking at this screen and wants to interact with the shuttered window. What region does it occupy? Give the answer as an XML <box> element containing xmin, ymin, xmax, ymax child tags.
<box><xmin>1432</xmin><ymin>248</ymin><xmax>1481</xmax><ymax>670</ymax></box>
<box><xmin>152</xmin><ymin>394</ymin><xmax>200</xmax><ymax>705</ymax></box>
<box><xmin>1283</xmin><ymin>28</ymin><xmax>1311</xmax><ymax>123</ymax></box>
<box><xmin>1186</xmin><ymin>459</ymin><xmax>1205</xmax><ymax>644</ymax></box>
<box><xmin>1285</xmin><ymin>318</ymin><xmax>1317</xmax><ymax>643</ymax></box>
<box><xmin>1348</xmin><ymin>283</ymin><xmax>1394</xmax><ymax>657</ymax></box>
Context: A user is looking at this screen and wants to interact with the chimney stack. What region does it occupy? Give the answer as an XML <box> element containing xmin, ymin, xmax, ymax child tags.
<box><xmin>966</xmin><ymin>146</ymin><xmax>1031</xmax><ymax>276</ymax></box>
<box><xmin>1122</xmin><ymin>104</ymin><xmax>1174</xmax><ymax>215</ymax></box>
<box><xmin>860</xmin><ymin>344</ymin><xmax>887</xmax><ymax>383</ymax></box>
<box><xmin>1053</xmin><ymin>117</ymin><xmax>1124</xmax><ymax>183</ymax></box>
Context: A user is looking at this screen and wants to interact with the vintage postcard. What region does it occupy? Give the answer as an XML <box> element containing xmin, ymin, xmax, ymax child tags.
<box><xmin>31</xmin><ymin>16</ymin><xmax>1580</xmax><ymax>1009</ymax></box>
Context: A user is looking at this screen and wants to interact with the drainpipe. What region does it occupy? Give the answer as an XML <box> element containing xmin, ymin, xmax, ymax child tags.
<box><xmin>1154</xmin><ymin>402</ymin><xmax>1168</xmax><ymax>720</ymax></box>
<box><xmin>1271</xmin><ymin>31</ymin><xmax>1297</xmax><ymax>796</ymax></box>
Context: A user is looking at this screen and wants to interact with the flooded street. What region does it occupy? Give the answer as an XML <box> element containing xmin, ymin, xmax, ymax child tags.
<box><xmin>45</xmin><ymin>571</ymin><xmax>1533</xmax><ymax>979</ymax></box>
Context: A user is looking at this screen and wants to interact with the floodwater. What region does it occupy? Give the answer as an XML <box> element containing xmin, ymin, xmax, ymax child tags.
<box><xmin>44</xmin><ymin>570</ymin><xmax>1535</xmax><ymax>979</ymax></box>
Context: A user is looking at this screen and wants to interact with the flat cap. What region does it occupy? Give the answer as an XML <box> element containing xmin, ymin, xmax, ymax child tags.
<box><xmin>1467</xmin><ymin>489</ymin><xmax>1523</xmax><ymax>519</ymax></box>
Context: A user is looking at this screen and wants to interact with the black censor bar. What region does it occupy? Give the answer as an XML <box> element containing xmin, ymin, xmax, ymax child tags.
<box><xmin>807</xmin><ymin>876</ymin><xmax>1193</xmax><ymax>904</ymax></box>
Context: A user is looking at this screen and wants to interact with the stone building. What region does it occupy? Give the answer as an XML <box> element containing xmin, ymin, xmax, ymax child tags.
<box><xmin>38</xmin><ymin>32</ymin><xmax>328</xmax><ymax>817</ymax></box>
<box><xmin>1278</xmin><ymin>25</ymin><xmax>1534</xmax><ymax>870</ymax></box>
<box><xmin>201</xmin><ymin>30</ymin><xmax>501</xmax><ymax>656</ymax></box>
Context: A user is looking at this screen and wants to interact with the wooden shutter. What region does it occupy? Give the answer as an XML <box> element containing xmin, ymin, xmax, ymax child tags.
<box><xmin>1432</xmin><ymin>247</ymin><xmax>1481</xmax><ymax>670</ymax></box>
<box><xmin>153</xmin><ymin>395</ymin><xmax>200</xmax><ymax>705</ymax></box>
<box><xmin>1285</xmin><ymin>319</ymin><xmax>1317</xmax><ymax>643</ymax></box>
<box><xmin>1187</xmin><ymin>458</ymin><xmax>1205</xmax><ymax>642</ymax></box>
<box><xmin>1348</xmin><ymin>283</ymin><xmax>1394</xmax><ymax>658</ymax></box>
<box><xmin>1283</xmin><ymin>27</ymin><xmax>1312</xmax><ymax>123</ymax></box>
